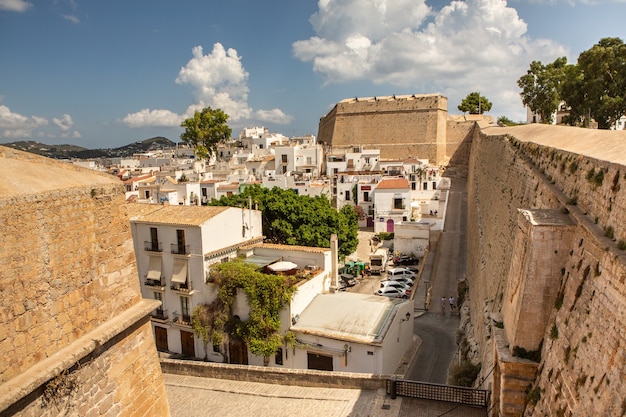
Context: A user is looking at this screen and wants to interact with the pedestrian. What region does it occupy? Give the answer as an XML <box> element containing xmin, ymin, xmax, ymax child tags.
<box><xmin>441</xmin><ymin>296</ymin><xmax>446</xmax><ymax>313</ymax></box>
<box><xmin>449</xmin><ymin>296</ymin><xmax>455</xmax><ymax>314</ymax></box>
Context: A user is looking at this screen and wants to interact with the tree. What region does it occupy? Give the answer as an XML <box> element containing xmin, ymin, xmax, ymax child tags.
<box><xmin>517</xmin><ymin>57</ymin><xmax>567</xmax><ymax>124</ymax></box>
<box><xmin>180</xmin><ymin>107</ymin><xmax>232</xmax><ymax>160</ymax></box>
<box><xmin>575</xmin><ymin>37</ymin><xmax>626</xmax><ymax>129</ymax></box>
<box><xmin>457</xmin><ymin>92</ymin><xmax>492</xmax><ymax>114</ymax></box>
<box><xmin>210</xmin><ymin>185</ymin><xmax>359</xmax><ymax>258</ymax></box>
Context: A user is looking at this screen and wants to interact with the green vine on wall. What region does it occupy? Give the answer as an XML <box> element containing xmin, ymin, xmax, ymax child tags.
<box><xmin>193</xmin><ymin>260</ymin><xmax>297</xmax><ymax>365</ymax></box>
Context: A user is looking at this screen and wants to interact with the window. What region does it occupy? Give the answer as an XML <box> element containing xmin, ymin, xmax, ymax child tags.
<box><xmin>282</xmin><ymin>155</ymin><xmax>288</xmax><ymax>163</ymax></box>
<box><xmin>306</xmin><ymin>157</ymin><xmax>312</xmax><ymax>165</ymax></box>
<box><xmin>150</xmin><ymin>227</ymin><xmax>159</xmax><ymax>251</ymax></box>
<box><xmin>423</xmin><ymin>182</ymin><xmax>428</xmax><ymax>190</ymax></box>
<box><xmin>176</xmin><ymin>229</ymin><xmax>186</xmax><ymax>254</ymax></box>
<box><xmin>363</xmin><ymin>191</ymin><xmax>369</xmax><ymax>202</ymax></box>
<box><xmin>180</xmin><ymin>296</ymin><xmax>190</xmax><ymax>322</ymax></box>
<box><xmin>345</xmin><ymin>190</ymin><xmax>351</xmax><ymax>201</ymax></box>
<box><xmin>433</xmin><ymin>182</ymin><xmax>437</xmax><ymax>190</ymax></box>
<box><xmin>144</xmin><ymin>190</ymin><xmax>151</xmax><ymax>199</ymax></box>
<box><xmin>394</xmin><ymin>198</ymin><xmax>403</xmax><ymax>210</ymax></box>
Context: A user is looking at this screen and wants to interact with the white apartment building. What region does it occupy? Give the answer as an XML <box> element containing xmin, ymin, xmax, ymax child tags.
<box><xmin>130</xmin><ymin>204</ymin><xmax>264</xmax><ymax>361</ymax></box>
<box><xmin>371</xmin><ymin>178</ymin><xmax>411</xmax><ymax>233</ymax></box>
<box><xmin>273</xmin><ymin>143</ymin><xmax>324</xmax><ymax>178</ymax></box>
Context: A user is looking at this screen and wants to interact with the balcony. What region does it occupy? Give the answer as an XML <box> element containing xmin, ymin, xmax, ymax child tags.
<box><xmin>144</xmin><ymin>241</ymin><xmax>163</xmax><ymax>252</ymax></box>
<box><xmin>151</xmin><ymin>308</ymin><xmax>168</xmax><ymax>322</ymax></box>
<box><xmin>170</xmin><ymin>244</ymin><xmax>190</xmax><ymax>255</ymax></box>
<box><xmin>144</xmin><ymin>278</ymin><xmax>165</xmax><ymax>290</ymax></box>
<box><xmin>170</xmin><ymin>282</ymin><xmax>195</xmax><ymax>295</ymax></box>
<box><xmin>172</xmin><ymin>312</ymin><xmax>192</xmax><ymax>326</ymax></box>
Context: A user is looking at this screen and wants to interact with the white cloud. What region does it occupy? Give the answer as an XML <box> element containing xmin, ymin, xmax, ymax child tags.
<box><xmin>122</xmin><ymin>108</ymin><xmax>183</xmax><ymax>128</ymax></box>
<box><xmin>53</xmin><ymin>114</ymin><xmax>73</xmax><ymax>131</ymax></box>
<box><xmin>175</xmin><ymin>43</ymin><xmax>253</xmax><ymax>121</ymax></box>
<box><xmin>0</xmin><ymin>105</ymin><xmax>48</xmax><ymax>138</ymax></box>
<box><xmin>124</xmin><ymin>42</ymin><xmax>293</xmax><ymax>129</ymax></box>
<box><xmin>0</xmin><ymin>0</ymin><xmax>32</xmax><ymax>12</ymax></box>
<box><xmin>254</xmin><ymin>108</ymin><xmax>294</xmax><ymax>125</ymax></box>
<box><xmin>294</xmin><ymin>0</ymin><xmax>569</xmax><ymax>120</ymax></box>
<box><xmin>63</xmin><ymin>14</ymin><xmax>79</xmax><ymax>24</ymax></box>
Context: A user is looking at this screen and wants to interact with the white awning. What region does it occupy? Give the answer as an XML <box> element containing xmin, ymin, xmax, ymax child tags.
<box><xmin>171</xmin><ymin>258</ymin><xmax>188</xmax><ymax>283</ymax></box>
<box><xmin>268</xmin><ymin>261</ymin><xmax>298</xmax><ymax>272</ymax></box>
<box><xmin>146</xmin><ymin>256</ymin><xmax>162</xmax><ymax>280</ymax></box>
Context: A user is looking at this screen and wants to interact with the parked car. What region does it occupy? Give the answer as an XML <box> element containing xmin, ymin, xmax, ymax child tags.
<box><xmin>394</xmin><ymin>255</ymin><xmax>419</xmax><ymax>266</ymax></box>
<box><xmin>387</xmin><ymin>267</ymin><xmax>417</xmax><ymax>279</ymax></box>
<box><xmin>380</xmin><ymin>280</ymin><xmax>412</xmax><ymax>295</ymax></box>
<box><xmin>381</xmin><ymin>277</ymin><xmax>414</xmax><ymax>287</ymax></box>
<box><xmin>375</xmin><ymin>287</ymin><xmax>408</xmax><ymax>298</ymax></box>
<box><xmin>339</xmin><ymin>273</ymin><xmax>357</xmax><ymax>287</ymax></box>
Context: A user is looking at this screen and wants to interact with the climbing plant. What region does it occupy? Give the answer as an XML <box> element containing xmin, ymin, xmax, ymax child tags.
<box><xmin>195</xmin><ymin>260</ymin><xmax>298</xmax><ymax>365</ymax></box>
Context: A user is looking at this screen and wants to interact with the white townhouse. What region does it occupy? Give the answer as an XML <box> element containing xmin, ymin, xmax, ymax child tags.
<box><xmin>273</xmin><ymin>143</ymin><xmax>324</xmax><ymax>178</ymax></box>
<box><xmin>372</xmin><ymin>178</ymin><xmax>411</xmax><ymax>233</ymax></box>
<box><xmin>129</xmin><ymin>204</ymin><xmax>264</xmax><ymax>361</ymax></box>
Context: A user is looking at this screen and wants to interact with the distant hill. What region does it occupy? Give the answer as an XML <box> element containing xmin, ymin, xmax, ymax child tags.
<box><xmin>1</xmin><ymin>137</ymin><xmax>178</xmax><ymax>159</ymax></box>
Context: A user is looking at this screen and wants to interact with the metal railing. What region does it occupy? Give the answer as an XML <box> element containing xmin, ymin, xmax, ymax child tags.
<box><xmin>386</xmin><ymin>379</ymin><xmax>490</xmax><ymax>409</ymax></box>
<box><xmin>151</xmin><ymin>308</ymin><xmax>168</xmax><ymax>321</ymax></box>
<box><xmin>144</xmin><ymin>278</ymin><xmax>165</xmax><ymax>288</ymax></box>
<box><xmin>144</xmin><ymin>241</ymin><xmax>163</xmax><ymax>252</ymax></box>
<box><xmin>172</xmin><ymin>312</ymin><xmax>191</xmax><ymax>326</ymax></box>
<box><xmin>170</xmin><ymin>244</ymin><xmax>190</xmax><ymax>255</ymax></box>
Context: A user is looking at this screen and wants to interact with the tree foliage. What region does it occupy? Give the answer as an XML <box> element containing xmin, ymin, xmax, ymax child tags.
<box><xmin>200</xmin><ymin>260</ymin><xmax>297</xmax><ymax>364</ymax></box>
<box><xmin>457</xmin><ymin>92</ymin><xmax>492</xmax><ymax>114</ymax></box>
<box><xmin>210</xmin><ymin>185</ymin><xmax>359</xmax><ymax>258</ymax></box>
<box><xmin>517</xmin><ymin>57</ymin><xmax>567</xmax><ymax>124</ymax></box>
<box><xmin>180</xmin><ymin>107</ymin><xmax>232</xmax><ymax>160</ymax></box>
<box><xmin>518</xmin><ymin>37</ymin><xmax>626</xmax><ymax>129</ymax></box>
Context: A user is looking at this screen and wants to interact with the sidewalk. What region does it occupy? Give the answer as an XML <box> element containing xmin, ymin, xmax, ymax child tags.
<box><xmin>164</xmin><ymin>373</ymin><xmax>402</xmax><ymax>417</ymax></box>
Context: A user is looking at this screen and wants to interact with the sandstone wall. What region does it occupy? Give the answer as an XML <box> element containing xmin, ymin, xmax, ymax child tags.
<box><xmin>317</xmin><ymin>95</ymin><xmax>449</xmax><ymax>164</ymax></box>
<box><xmin>0</xmin><ymin>147</ymin><xmax>169</xmax><ymax>416</ymax></box>
<box><xmin>465</xmin><ymin>129</ymin><xmax>626</xmax><ymax>416</ymax></box>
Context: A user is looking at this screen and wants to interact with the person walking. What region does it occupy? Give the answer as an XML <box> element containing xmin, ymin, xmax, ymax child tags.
<box><xmin>449</xmin><ymin>296</ymin><xmax>455</xmax><ymax>315</ymax></box>
<box><xmin>441</xmin><ymin>296</ymin><xmax>446</xmax><ymax>314</ymax></box>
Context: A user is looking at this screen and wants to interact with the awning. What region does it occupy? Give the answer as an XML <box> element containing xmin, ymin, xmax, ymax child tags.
<box><xmin>171</xmin><ymin>258</ymin><xmax>188</xmax><ymax>283</ymax></box>
<box><xmin>146</xmin><ymin>256</ymin><xmax>162</xmax><ymax>280</ymax></box>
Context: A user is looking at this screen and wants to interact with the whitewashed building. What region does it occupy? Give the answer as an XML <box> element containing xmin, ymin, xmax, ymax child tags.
<box><xmin>372</xmin><ymin>178</ymin><xmax>411</xmax><ymax>233</ymax></box>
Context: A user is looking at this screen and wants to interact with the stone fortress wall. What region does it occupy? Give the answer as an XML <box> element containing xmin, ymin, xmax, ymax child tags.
<box><xmin>317</xmin><ymin>94</ymin><xmax>450</xmax><ymax>164</ymax></box>
<box><xmin>0</xmin><ymin>147</ymin><xmax>169</xmax><ymax>416</ymax></box>
<box><xmin>464</xmin><ymin>125</ymin><xmax>626</xmax><ymax>416</ymax></box>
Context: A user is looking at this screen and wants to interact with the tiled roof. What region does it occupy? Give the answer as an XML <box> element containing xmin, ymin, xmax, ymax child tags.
<box><xmin>128</xmin><ymin>204</ymin><xmax>230</xmax><ymax>226</ymax></box>
<box><xmin>241</xmin><ymin>242</ymin><xmax>330</xmax><ymax>254</ymax></box>
<box><xmin>376</xmin><ymin>178</ymin><xmax>410</xmax><ymax>190</ymax></box>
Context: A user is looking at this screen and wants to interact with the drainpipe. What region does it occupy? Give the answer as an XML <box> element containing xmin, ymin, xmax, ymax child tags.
<box><xmin>331</xmin><ymin>234</ymin><xmax>339</xmax><ymax>290</ymax></box>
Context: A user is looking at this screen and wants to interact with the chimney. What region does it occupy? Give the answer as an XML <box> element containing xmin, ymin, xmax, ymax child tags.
<box><xmin>331</xmin><ymin>234</ymin><xmax>339</xmax><ymax>289</ymax></box>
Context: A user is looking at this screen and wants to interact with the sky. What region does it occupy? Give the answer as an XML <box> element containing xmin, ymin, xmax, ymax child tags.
<box><xmin>1</xmin><ymin>0</ymin><xmax>625</xmax><ymax>150</ymax></box>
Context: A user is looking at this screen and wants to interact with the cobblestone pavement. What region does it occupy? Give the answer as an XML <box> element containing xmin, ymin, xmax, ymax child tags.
<box><xmin>164</xmin><ymin>373</ymin><xmax>402</xmax><ymax>417</ymax></box>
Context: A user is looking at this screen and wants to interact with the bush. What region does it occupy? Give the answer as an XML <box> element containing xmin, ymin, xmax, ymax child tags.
<box><xmin>449</xmin><ymin>361</ymin><xmax>481</xmax><ymax>387</ymax></box>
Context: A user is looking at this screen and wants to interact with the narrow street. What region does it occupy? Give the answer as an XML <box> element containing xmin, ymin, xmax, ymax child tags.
<box><xmin>408</xmin><ymin>174</ymin><xmax>467</xmax><ymax>383</ymax></box>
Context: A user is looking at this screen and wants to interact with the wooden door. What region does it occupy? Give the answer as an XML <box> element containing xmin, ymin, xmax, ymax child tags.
<box><xmin>180</xmin><ymin>330</ymin><xmax>195</xmax><ymax>357</ymax></box>
<box><xmin>228</xmin><ymin>339</ymin><xmax>248</xmax><ymax>365</ymax></box>
<box><xmin>154</xmin><ymin>326</ymin><xmax>168</xmax><ymax>351</ymax></box>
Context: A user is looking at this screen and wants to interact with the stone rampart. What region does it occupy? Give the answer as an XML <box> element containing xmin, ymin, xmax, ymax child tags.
<box><xmin>317</xmin><ymin>94</ymin><xmax>449</xmax><ymax>164</ymax></box>
<box><xmin>465</xmin><ymin>125</ymin><xmax>626</xmax><ymax>416</ymax></box>
<box><xmin>0</xmin><ymin>147</ymin><xmax>169</xmax><ymax>416</ymax></box>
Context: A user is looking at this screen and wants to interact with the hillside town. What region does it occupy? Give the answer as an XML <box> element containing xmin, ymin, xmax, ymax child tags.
<box><xmin>100</xmin><ymin>123</ymin><xmax>447</xmax><ymax>372</ymax></box>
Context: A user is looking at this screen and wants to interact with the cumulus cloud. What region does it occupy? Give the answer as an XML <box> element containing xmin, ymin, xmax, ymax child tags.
<box><xmin>124</xmin><ymin>42</ymin><xmax>293</xmax><ymax>129</ymax></box>
<box><xmin>0</xmin><ymin>105</ymin><xmax>48</xmax><ymax>138</ymax></box>
<box><xmin>53</xmin><ymin>114</ymin><xmax>73</xmax><ymax>131</ymax></box>
<box><xmin>122</xmin><ymin>108</ymin><xmax>183</xmax><ymax>128</ymax></box>
<box><xmin>0</xmin><ymin>0</ymin><xmax>32</xmax><ymax>12</ymax></box>
<box><xmin>293</xmin><ymin>0</ymin><xmax>569</xmax><ymax>119</ymax></box>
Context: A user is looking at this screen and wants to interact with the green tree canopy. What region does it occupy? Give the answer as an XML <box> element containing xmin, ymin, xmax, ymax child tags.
<box><xmin>180</xmin><ymin>107</ymin><xmax>232</xmax><ymax>160</ymax></box>
<box><xmin>210</xmin><ymin>185</ymin><xmax>358</xmax><ymax>258</ymax></box>
<box><xmin>457</xmin><ymin>92</ymin><xmax>492</xmax><ymax>114</ymax></box>
<box><xmin>517</xmin><ymin>57</ymin><xmax>567</xmax><ymax>124</ymax></box>
<box><xmin>518</xmin><ymin>37</ymin><xmax>626</xmax><ymax>129</ymax></box>
<box><xmin>574</xmin><ymin>37</ymin><xmax>626</xmax><ymax>129</ymax></box>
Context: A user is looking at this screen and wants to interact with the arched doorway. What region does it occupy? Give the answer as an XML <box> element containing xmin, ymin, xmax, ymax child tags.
<box><xmin>386</xmin><ymin>219</ymin><xmax>395</xmax><ymax>233</ymax></box>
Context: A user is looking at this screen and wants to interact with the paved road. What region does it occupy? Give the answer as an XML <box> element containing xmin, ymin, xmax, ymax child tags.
<box><xmin>407</xmin><ymin>175</ymin><xmax>467</xmax><ymax>383</ymax></box>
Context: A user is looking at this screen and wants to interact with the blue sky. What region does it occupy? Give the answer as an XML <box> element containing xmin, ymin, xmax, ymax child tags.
<box><xmin>1</xmin><ymin>0</ymin><xmax>625</xmax><ymax>149</ymax></box>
